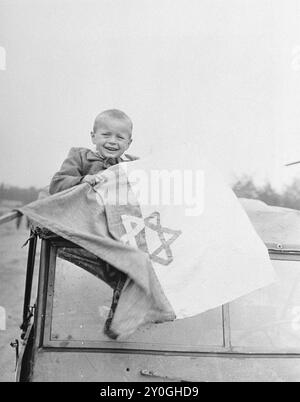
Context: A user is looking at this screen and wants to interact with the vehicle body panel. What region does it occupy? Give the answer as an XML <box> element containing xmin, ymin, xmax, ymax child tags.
<box><xmin>31</xmin><ymin>350</ymin><xmax>300</xmax><ymax>382</ymax></box>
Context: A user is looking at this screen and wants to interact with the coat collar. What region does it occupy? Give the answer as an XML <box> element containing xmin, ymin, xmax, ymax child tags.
<box><xmin>86</xmin><ymin>149</ymin><xmax>123</xmax><ymax>163</ymax></box>
<box><xmin>86</xmin><ymin>149</ymin><xmax>103</xmax><ymax>161</ymax></box>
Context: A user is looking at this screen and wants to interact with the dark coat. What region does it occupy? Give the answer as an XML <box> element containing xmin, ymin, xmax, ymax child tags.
<box><xmin>49</xmin><ymin>147</ymin><xmax>138</xmax><ymax>194</ymax></box>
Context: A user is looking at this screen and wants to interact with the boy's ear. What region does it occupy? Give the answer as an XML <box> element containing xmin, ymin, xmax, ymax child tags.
<box><xmin>125</xmin><ymin>137</ymin><xmax>132</xmax><ymax>150</ymax></box>
<box><xmin>90</xmin><ymin>131</ymin><xmax>96</xmax><ymax>144</ymax></box>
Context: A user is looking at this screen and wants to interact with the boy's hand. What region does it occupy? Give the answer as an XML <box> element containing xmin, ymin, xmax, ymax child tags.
<box><xmin>82</xmin><ymin>174</ymin><xmax>100</xmax><ymax>186</ymax></box>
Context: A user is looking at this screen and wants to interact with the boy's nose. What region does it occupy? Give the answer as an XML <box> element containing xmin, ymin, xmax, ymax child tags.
<box><xmin>107</xmin><ymin>136</ymin><xmax>118</xmax><ymax>145</ymax></box>
<box><xmin>107</xmin><ymin>139</ymin><xmax>117</xmax><ymax>146</ymax></box>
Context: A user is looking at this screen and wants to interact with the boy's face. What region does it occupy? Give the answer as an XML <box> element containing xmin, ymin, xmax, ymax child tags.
<box><xmin>91</xmin><ymin>117</ymin><xmax>132</xmax><ymax>159</ymax></box>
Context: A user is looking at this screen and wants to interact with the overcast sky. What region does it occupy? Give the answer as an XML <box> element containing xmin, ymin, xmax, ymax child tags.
<box><xmin>1</xmin><ymin>0</ymin><xmax>300</xmax><ymax>190</ymax></box>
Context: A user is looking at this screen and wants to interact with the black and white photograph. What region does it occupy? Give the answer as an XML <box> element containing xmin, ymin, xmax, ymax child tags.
<box><xmin>0</xmin><ymin>0</ymin><xmax>300</xmax><ymax>383</ymax></box>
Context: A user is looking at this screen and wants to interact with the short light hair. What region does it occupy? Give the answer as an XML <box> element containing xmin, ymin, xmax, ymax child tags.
<box><xmin>93</xmin><ymin>109</ymin><xmax>133</xmax><ymax>133</ymax></box>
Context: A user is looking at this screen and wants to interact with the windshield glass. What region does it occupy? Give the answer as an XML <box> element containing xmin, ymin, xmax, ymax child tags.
<box><xmin>50</xmin><ymin>253</ymin><xmax>224</xmax><ymax>348</ymax></box>
<box><xmin>46</xmin><ymin>249</ymin><xmax>300</xmax><ymax>353</ymax></box>
<box><xmin>230</xmin><ymin>259</ymin><xmax>300</xmax><ymax>350</ymax></box>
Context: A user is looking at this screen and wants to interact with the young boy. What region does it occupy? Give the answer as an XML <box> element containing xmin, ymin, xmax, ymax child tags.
<box><xmin>49</xmin><ymin>109</ymin><xmax>137</xmax><ymax>194</ymax></box>
<box><xmin>49</xmin><ymin>109</ymin><xmax>137</xmax><ymax>338</ymax></box>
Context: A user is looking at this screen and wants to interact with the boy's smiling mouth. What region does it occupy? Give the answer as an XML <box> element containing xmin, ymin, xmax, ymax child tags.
<box><xmin>104</xmin><ymin>146</ymin><xmax>119</xmax><ymax>152</ymax></box>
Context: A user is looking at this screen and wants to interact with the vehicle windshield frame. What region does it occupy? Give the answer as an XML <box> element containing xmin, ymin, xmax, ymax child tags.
<box><xmin>37</xmin><ymin>238</ymin><xmax>300</xmax><ymax>355</ymax></box>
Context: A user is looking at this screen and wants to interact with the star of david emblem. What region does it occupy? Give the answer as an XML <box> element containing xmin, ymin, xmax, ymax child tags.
<box><xmin>120</xmin><ymin>211</ymin><xmax>182</xmax><ymax>266</ymax></box>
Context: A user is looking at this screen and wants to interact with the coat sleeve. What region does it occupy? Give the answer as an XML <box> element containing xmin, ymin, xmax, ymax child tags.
<box><xmin>49</xmin><ymin>148</ymin><xmax>84</xmax><ymax>194</ymax></box>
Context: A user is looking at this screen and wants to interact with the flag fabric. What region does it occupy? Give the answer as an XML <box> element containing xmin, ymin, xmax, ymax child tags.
<box><xmin>19</xmin><ymin>144</ymin><xmax>277</xmax><ymax>339</ymax></box>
